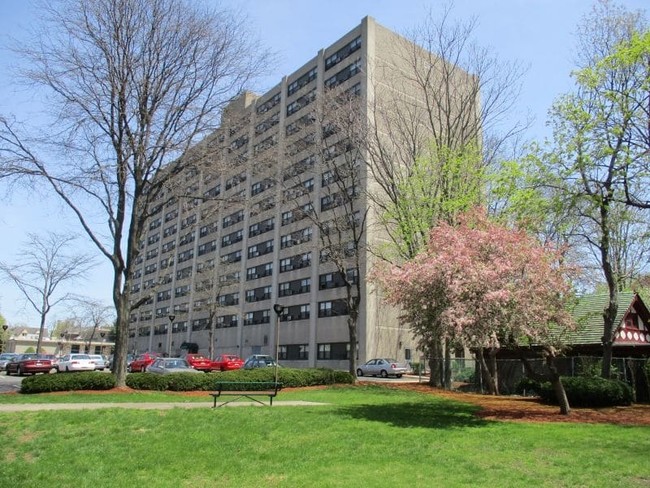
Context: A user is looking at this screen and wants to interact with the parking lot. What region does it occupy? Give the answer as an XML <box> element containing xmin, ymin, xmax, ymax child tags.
<box><xmin>0</xmin><ymin>373</ymin><xmax>23</xmax><ymax>393</ymax></box>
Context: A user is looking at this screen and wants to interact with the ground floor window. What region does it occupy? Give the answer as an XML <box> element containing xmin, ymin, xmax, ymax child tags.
<box><xmin>317</xmin><ymin>342</ymin><xmax>349</xmax><ymax>360</ymax></box>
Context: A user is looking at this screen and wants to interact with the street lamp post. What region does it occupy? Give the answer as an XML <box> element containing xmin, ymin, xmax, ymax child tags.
<box><xmin>167</xmin><ymin>315</ymin><xmax>176</xmax><ymax>357</ymax></box>
<box><xmin>272</xmin><ymin>304</ymin><xmax>284</xmax><ymax>386</ymax></box>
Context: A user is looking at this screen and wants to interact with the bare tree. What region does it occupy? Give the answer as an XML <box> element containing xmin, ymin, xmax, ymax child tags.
<box><xmin>192</xmin><ymin>260</ymin><xmax>239</xmax><ymax>360</ymax></box>
<box><xmin>0</xmin><ymin>233</ymin><xmax>95</xmax><ymax>352</ymax></box>
<box><xmin>281</xmin><ymin>85</ymin><xmax>367</xmax><ymax>376</ymax></box>
<box><xmin>366</xmin><ymin>6</ymin><xmax>527</xmax><ymax>259</ymax></box>
<box><xmin>71</xmin><ymin>298</ymin><xmax>115</xmax><ymax>353</ymax></box>
<box><xmin>0</xmin><ymin>0</ymin><xmax>270</xmax><ymax>385</ymax></box>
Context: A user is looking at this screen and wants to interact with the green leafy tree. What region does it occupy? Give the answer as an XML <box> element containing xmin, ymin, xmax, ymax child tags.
<box><xmin>364</xmin><ymin>5</ymin><xmax>526</xmax><ymax>387</ymax></box>
<box><xmin>498</xmin><ymin>1</ymin><xmax>648</xmax><ymax>379</ymax></box>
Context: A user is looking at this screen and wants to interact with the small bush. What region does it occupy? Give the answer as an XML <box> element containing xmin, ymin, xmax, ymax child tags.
<box><xmin>531</xmin><ymin>376</ymin><xmax>633</xmax><ymax>407</ymax></box>
<box><xmin>21</xmin><ymin>372</ymin><xmax>116</xmax><ymax>394</ymax></box>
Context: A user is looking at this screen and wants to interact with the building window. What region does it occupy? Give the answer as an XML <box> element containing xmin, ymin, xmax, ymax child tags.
<box><xmin>280</xmin><ymin>227</ymin><xmax>312</xmax><ymax>249</ymax></box>
<box><xmin>222</xmin><ymin>210</ymin><xmax>244</xmax><ymax>229</ymax></box>
<box><xmin>278</xmin><ymin>278</ymin><xmax>311</xmax><ymax>297</ymax></box>
<box><xmin>256</xmin><ymin>92</ymin><xmax>281</xmax><ymax>114</ymax></box>
<box><xmin>221</xmin><ymin>229</ymin><xmax>243</xmax><ymax>247</ymax></box>
<box><xmin>287</xmin><ymin>66</ymin><xmax>317</xmax><ymax>96</ymax></box>
<box><xmin>325</xmin><ymin>36</ymin><xmax>361</xmax><ymax>71</ymax></box>
<box><xmin>317</xmin><ymin>342</ymin><xmax>350</xmax><ymax>360</ymax></box>
<box><xmin>286</xmin><ymin>88</ymin><xmax>316</xmax><ymax>117</ymax></box>
<box><xmin>324</xmin><ymin>58</ymin><xmax>362</xmax><ymax>89</ymax></box>
<box><xmin>318</xmin><ymin>299</ymin><xmax>349</xmax><ymax>317</ymax></box>
<box><xmin>249</xmin><ymin>217</ymin><xmax>274</xmax><ymax>238</ymax></box>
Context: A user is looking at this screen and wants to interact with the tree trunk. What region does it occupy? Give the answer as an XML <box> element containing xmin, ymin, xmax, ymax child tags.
<box><xmin>36</xmin><ymin>314</ymin><xmax>47</xmax><ymax>354</ymax></box>
<box><xmin>347</xmin><ymin>315</ymin><xmax>358</xmax><ymax>377</ymax></box>
<box><xmin>546</xmin><ymin>355</ymin><xmax>570</xmax><ymax>415</ymax></box>
<box><xmin>112</xmin><ymin>292</ymin><xmax>130</xmax><ymax>387</ymax></box>
<box><xmin>600</xmin><ymin>292</ymin><xmax>617</xmax><ymax>379</ymax></box>
<box><xmin>428</xmin><ymin>337</ymin><xmax>444</xmax><ymax>387</ymax></box>
<box><xmin>476</xmin><ymin>348</ymin><xmax>498</xmax><ymax>395</ymax></box>
<box><xmin>520</xmin><ymin>352</ymin><xmax>571</xmax><ymax>415</ymax></box>
<box><xmin>444</xmin><ymin>338</ymin><xmax>452</xmax><ymax>390</ymax></box>
<box><xmin>208</xmin><ymin>316</ymin><xmax>216</xmax><ymax>360</ymax></box>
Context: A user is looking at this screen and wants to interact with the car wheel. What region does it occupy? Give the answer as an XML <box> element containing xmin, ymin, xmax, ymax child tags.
<box><xmin>396</xmin><ymin>374</ymin><xmax>403</xmax><ymax>378</ymax></box>
<box><xmin>380</xmin><ymin>370</ymin><xmax>388</xmax><ymax>378</ymax></box>
<box><xmin>356</xmin><ymin>368</ymin><xmax>364</xmax><ymax>377</ymax></box>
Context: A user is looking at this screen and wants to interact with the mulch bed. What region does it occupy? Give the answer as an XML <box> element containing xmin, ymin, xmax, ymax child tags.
<box><xmin>393</xmin><ymin>383</ymin><xmax>650</xmax><ymax>426</ymax></box>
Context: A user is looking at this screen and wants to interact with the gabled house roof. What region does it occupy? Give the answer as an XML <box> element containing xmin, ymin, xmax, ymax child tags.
<box><xmin>566</xmin><ymin>291</ymin><xmax>650</xmax><ymax>347</ymax></box>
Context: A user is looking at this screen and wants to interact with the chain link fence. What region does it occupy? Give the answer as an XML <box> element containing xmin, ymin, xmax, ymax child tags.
<box><xmin>413</xmin><ymin>356</ymin><xmax>650</xmax><ymax>402</ymax></box>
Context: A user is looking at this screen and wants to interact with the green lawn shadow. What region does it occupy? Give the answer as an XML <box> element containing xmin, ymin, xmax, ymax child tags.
<box><xmin>335</xmin><ymin>399</ymin><xmax>489</xmax><ymax>429</ymax></box>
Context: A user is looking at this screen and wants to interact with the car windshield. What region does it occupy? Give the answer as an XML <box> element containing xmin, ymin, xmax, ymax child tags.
<box><xmin>71</xmin><ymin>354</ymin><xmax>91</xmax><ymax>360</ymax></box>
<box><xmin>166</xmin><ymin>360</ymin><xmax>188</xmax><ymax>368</ymax></box>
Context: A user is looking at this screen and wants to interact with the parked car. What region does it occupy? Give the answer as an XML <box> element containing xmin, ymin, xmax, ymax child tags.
<box><xmin>146</xmin><ymin>358</ymin><xmax>202</xmax><ymax>375</ymax></box>
<box><xmin>88</xmin><ymin>354</ymin><xmax>107</xmax><ymax>371</ymax></box>
<box><xmin>106</xmin><ymin>354</ymin><xmax>135</xmax><ymax>370</ymax></box>
<box><xmin>6</xmin><ymin>353</ymin><xmax>54</xmax><ymax>376</ymax></box>
<box><xmin>58</xmin><ymin>353</ymin><xmax>96</xmax><ymax>372</ymax></box>
<box><xmin>212</xmin><ymin>354</ymin><xmax>244</xmax><ymax>371</ymax></box>
<box><xmin>0</xmin><ymin>353</ymin><xmax>18</xmax><ymax>371</ymax></box>
<box><xmin>184</xmin><ymin>353</ymin><xmax>213</xmax><ymax>372</ymax></box>
<box><xmin>243</xmin><ymin>354</ymin><xmax>277</xmax><ymax>369</ymax></box>
<box><xmin>356</xmin><ymin>358</ymin><xmax>409</xmax><ymax>378</ymax></box>
<box><xmin>128</xmin><ymin>352</ymin><xmax>160</xmax><ymax>372</ymax></box>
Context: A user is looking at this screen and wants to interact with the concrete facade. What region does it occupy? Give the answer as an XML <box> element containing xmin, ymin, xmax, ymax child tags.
<box><xmin>126</xmin><ymin>17</ymin><xmax>470</xmax><ymax>369</ymax></box>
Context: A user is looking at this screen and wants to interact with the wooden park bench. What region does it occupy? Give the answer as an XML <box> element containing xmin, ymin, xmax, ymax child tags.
<box><xmin>209</xmin><ymin>381</ymin><xmax>282</xmax><ymax>407</ymax></box>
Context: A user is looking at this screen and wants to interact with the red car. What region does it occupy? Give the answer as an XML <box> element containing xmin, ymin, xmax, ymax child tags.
<box><xmin>184</xmin><ymin>353</ymin><xmax>213</xmax><ymax>372</ymax></box>
<box><xmin>6</xmin><ymin>354</ymin><xmax>54</xmax><ymax>376</ymax></box>
<box><xmin>212</xmin><ymin>354</ymin><xmax>244</xmax><ymax>372</ymax></box>
<box><xmin>128</xmin><ymin>352</ymin><xmax>160</xmax><ymax>372</ymax></box>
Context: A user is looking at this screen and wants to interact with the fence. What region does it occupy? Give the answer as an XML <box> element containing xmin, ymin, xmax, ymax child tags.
<box><xmin>414</xmin><ymin>356</ymin><xmax>650</xmax><ymax>402</ymax></box>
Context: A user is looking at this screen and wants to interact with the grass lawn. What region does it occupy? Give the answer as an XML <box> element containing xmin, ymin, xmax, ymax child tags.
<box><xmin>1</xmin><ymin>385</ymin><xmax>649</xmax><ymax>487</ymax></box>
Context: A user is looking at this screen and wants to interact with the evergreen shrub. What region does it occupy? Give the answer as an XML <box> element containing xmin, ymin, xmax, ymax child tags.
<box><xmin>20</xmin><ymin>372</ymin><xmax>116</xmax><ymax>393</ymax></box>
<box><xmin>518</xmin><ymin>376</ymin><xmax>633</xmax><ymax>407</ymax></box>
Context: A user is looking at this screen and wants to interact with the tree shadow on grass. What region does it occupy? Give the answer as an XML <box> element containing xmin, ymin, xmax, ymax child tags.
<box><xmin>335</xmin><ymin>400</ymin><xmax>490</xmax><ymax>429</ymax></box>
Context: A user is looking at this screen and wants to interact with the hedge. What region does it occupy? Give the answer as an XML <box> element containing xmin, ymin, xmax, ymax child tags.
<box><xmin>19</xmin><ymin>368</ymin><xmax>354</xmax><ymax>394</ymax></box>
<box><xmin>21</xmin><ymin>371</ymin><xmax>116</xmax><ymax>394</ymax></box>
<box><xmin>125</xmin><ymin>367</ymin><xmax>355</xmax><ymax>391</ymax></box>
<box><xmin>518</xmin><ymin>376</ymin><xmax>633</xmax><ymax>407</ymax></box>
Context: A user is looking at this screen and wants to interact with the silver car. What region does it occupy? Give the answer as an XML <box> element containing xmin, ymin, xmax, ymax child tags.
<box><xmin>356</xmin><ymin>358</ymin><xmax>409</xmax><ymax>378</ymax></box>
<box><xmin>88</xmin><ymin>354</ymin><xmax>107</xmax><ymax>371</ymax></box>
<box><xmin>145</xmin><ymin>358</ymin><xmax>202</xmax><ymax>375</ymax></box>
<box><xmin>0</xmin><ymin>353</ymin><xmax>18</xmax><ymax>371</ymax></box>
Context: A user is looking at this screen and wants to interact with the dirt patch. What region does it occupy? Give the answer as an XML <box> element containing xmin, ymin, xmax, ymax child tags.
<box><xmin>393</xmin><ymin>383</ymin><xmax>650</xmax><ymax>426</ymax></box>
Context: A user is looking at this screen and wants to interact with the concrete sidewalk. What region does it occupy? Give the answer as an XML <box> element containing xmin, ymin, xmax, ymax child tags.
<box><xmin>0</xmin><ymin>400</ymin><xmax>329</xmax><ymax>411</ymax></box>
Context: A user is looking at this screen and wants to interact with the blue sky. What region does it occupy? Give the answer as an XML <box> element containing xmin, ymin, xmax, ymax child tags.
<box><xmin>0</xmin><ymin>0</ymin><xmax>646</xmax><ymax>327</ymax></box>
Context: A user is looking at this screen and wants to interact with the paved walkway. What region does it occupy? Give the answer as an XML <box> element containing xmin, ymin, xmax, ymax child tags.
<box><xmin>0</xmin><ymin>400</ymin><xmax>329</xmax><ymax>411</ymax></box>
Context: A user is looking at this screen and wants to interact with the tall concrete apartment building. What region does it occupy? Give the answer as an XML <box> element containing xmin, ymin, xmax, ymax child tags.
<box><xmin>127</xmin><ymin>16</ymin><xmax>470</xmax><ymax>369</ymax></box>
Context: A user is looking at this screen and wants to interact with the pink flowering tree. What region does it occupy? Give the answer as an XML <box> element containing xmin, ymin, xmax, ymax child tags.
<box><xmin>373</xmin><ymin>208</ymin><xmax>578</xmax><ymax>414</ymax></box>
